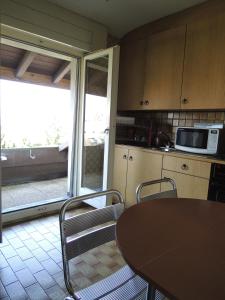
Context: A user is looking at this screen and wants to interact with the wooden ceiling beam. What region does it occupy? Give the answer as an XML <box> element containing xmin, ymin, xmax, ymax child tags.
<box><xmin>87</xmin><ymin>62</ymin><xmax>108</xmax><ymax>73</ymax></box>
<box><xmin>1</xmin><ymin>66</ymin><xmax>70</xmax><ymax>90</ymax></box>
<box><xmin>53</xmin><ymin>61</ymin><xmax>71</xmax><ymax>83</ymax></box>
<box><xmin>16</xmin><ymin>51</ymin><xmax>36</xmax><ymax>78</ymax></box>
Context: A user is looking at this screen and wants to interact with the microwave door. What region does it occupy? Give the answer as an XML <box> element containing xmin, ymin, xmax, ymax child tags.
<box><xmin>176</xmin><ymin>128</ymin><xmax>209</xmax><ymax>153</ymax></box>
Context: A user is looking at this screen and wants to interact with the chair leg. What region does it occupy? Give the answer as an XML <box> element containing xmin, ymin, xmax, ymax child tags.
<box><xmin>147</xmin><ymin>284</ymin><xmax>156</xmax><ymax>300</ymax></box>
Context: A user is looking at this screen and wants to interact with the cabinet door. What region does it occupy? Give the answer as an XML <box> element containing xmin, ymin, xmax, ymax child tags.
<box><xmin>112</xmin><ymin>146</ymin><xmax>128</xmax><ymax>199</ymax></box>
<box><xmin>126</xmin><ymin>150</ymin><xmax>163</xmax><ymax>207</ymax></box>
<box><xmin>117</xmin><ymin>39</ymin><xmax>147</xmax><ymax>110</ymax></box>
<box><xmin>182</xmin><ymin>14</ymin><xmax>225</xmax><ymax>109</ymax></box>
<box><xmin>143</xmin><ymin>26</ymin><xmax>186</xmax><ymax>110</ymax></box>
<box><xmin>162</xmin><ymin>170</ymin><xmax>209</xmax><ymax>200</ymax></box>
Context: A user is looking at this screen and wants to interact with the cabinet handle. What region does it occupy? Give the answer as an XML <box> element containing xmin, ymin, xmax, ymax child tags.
<box><xmin>182</xmin><ymin>98</ymin><xmax>189</xmax><ymax>104</ymax></box>
<box><xmin>181</xmin><ymin>163</ymin><xmax>189</xmax><ymax>171</ymax></box>
<box><xmin>129</xmin><ymin>156</ymin><xmax>133</xmax><ymax>161</ymax></box>
<box><xmin>123</xmin><ymin>154</ymin><xmax>127</xmax><ymax>160</ymax></box>
<box><xmin>144</xmin><ymin>100</ymin><xmax>149</xmax><ymax>105</ymax></box>
<box><xmin>139</xmin><ymin>101</ymin><xmax>144</xmax><ymax>106</ymax></box>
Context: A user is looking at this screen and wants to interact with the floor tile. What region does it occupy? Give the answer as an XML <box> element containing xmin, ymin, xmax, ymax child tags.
<box><xmin>0</xmin><ymin>238</ymin><xmax>10</xmax><ymax>248</ymax></box>
<box><xmin>15</xmin><ymin>268</ymin><xmax>36</xmax><ymax>288</ymax></box>
<box><xmin>38</xmin><ymin>240</ymin><xmax>55</xmax><ymax>252</ymax></box>
<box><xmin>23</xmin><ymin>239</ymin><xmax>39</xmax><ymax>251</ymax></box>
<box><xmin>16</xmin><ymin>246</ymin><xmax>33</xmax><ymax>261</ymax></box>
<box><xmin>0</xmin><ymin>254</ymin><xmax>8</xmax><ymax>270</ymax></box>
<box><xmin>24</xmin><ymin>257</ymin><xmax>44</xmax><ymax>274</ymax></box>
<box><xmin>7</xmin><ymin>255</ymin><xmax>26</xmax><ymax>272</ymax></box>
<box><xmin>0</xmin><ymin>280</ymin><xmax>7</xmax><ymax>298</ymax></box>
<box><xmin>41</xmin><ymin>258</ymin><xmax>61</xmax><ymax>275</ymax></box>
<box><xmin>3</xmin><ymin>230</ymin><xmax>16</xmax><ymax>240</ymax></box>
<box><xmin>43</xmin><ymin>232</ymin><xmax>58</xmax><ymax>243</ymax></box>
<box><xmin>52</xmin><ymin>271</ymin><xmax>67</xmax><ymax>290</ymax></box>
<box><xmin>8</xmin><ymin>237</ymin><xmax>24</xmax><ymax>249</ymax></box>
<box><xmin>47</xmin><ymin>248</ymin><xmax>62</xmax><ymax>264</ymax></box>
<box><xmin>0</xmin><ymin>266</ymin><xmax>17</xmax><ymax>286</ymax></box>
<box><xmin>34</xmin><ymin>269</ymin><xmax>56</xmax><ymax>289</ymax></box>
<box><xmin>31</xmin><ymin>247</ymin><xmax>50</xmax><ymax>262</ymax></box>
<box><xmin>5</xmin><ymin>281</ymin><xmax>29</xmax><ymax>300</ymax></box>
<box><xmin>0</xmin><ymin>245</ymin><xmax>17</xmax><ymax>259</ymax></box>
<box><xmin>16</xmin><ymin>230</ymin><xmax>30</xmax><ymax>241</ymax></box>
<box><xmin>31</xmin><ymin>231</ymin><xmax>45</xmax><ymax>242</ymax></box>
<box><xmin>25</xmin><ymin>283</ymin><xmax>49</xmax><ymax>300</ymax></box>
<box><xmin>45</xmin><ymin>284</ymin><xmax>67</xmax><ymax>300</ymax></box>
<box><xmin>1</xmin><ymin>206</ymin><xmax>125</xmax><ymax>300</ymax></box>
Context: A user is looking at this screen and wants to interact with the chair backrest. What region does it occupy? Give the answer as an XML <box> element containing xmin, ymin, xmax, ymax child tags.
<box><xmin>59</xmin><ymin>189</ymin><xmax>124</xmax><ymax>297</ymax></box>
<box><xmin>136</xmin><ymin>177</ymin><xmax>177</xmax><ymax>204</ymax></box>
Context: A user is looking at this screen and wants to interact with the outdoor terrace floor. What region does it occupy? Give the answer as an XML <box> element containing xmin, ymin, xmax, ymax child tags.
<box><xmin>2</xmin><ymin>178</ymin><xmax>68</xmax><ymax>212</ymax></box>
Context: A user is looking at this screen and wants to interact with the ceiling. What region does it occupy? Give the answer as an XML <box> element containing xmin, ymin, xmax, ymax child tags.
<box><xmin>0</xmin><ymin>44</ymin><xmax>70</xmax><ymax>89</ymax></box>
<box><xmin>48</xmin><ymin>0</ymin><xmax>207</xmax><ymax>38</ymax></box>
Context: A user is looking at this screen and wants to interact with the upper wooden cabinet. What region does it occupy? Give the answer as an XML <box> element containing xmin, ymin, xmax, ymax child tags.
<box><xmin>117</xmin><ymin>39</ymin><xmax>147</xmax><ymax>110</ymax></box>
<box><xmin>143</xmin><ymin>26</ymin><xmax>186</xmax><ymax>110</ymax></box>
<box><xmin>118</xmin><ymin>11</ymin><xmax>225</xmax><ymax>111</ymax></box>
<box><xmin>181</xmin><ymin>14</ymin><xmax>225</xmax><ymax>109</ymax></box>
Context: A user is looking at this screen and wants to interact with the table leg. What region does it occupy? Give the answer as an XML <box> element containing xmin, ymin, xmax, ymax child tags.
<box><xmin>147</xmin><ymin>284</ymin><xmax>156</xmax><ymax>300</ymax></box>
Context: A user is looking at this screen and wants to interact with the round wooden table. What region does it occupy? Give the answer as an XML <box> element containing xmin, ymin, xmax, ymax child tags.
<box><xmin>116</xmin><ymin>198</ymin><xmax>225</xmax><ymax>300</ymax></box>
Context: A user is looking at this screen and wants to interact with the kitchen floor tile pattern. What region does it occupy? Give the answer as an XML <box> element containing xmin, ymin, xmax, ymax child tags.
<box><xmin>0</xmin><ymin>207</ymin><xmax>126</xmax><ymax>299</ymax></box>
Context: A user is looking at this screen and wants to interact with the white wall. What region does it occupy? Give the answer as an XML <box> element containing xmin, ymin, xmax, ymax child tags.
<box><xmin>0</xmin><ymin>0</ymin><xmax>108</xmax><ymax>54</ymax></box>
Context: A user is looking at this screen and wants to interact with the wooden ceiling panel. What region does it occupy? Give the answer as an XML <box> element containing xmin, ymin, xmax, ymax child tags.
<box><xmin>0</xmin><ymin>43</ymin><xmax>70</xmax><ymax>89</ymax></box>
<box><xmin>28</xmin><ymin>54</ymin><xmax>62</xmax><ymax>75</ymax></box>
<box><xmin>0</xmin><ymin>44</ymin><xmax>25</xmax><ymax>69</ymax></box>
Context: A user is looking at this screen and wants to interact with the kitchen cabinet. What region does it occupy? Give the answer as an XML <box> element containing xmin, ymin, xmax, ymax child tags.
<box><xmin>162</xmin><ymin>155</ymin><xmax>211</xmax><ymax>200</ymax></box>
<box><xmin>163</xmin><ymin>156</ymin><xmax>211</xmax><ymax>179</ymax></box>
<box><xmin>162</xmin><ymin>170</ymin><xmax>209</xmax><ymax>200</ymax></box>
<box><xmin>112</xmin><ymin>146</ymin><xmax>128</xmax><ymax>199</ymax></box>
<box><xmin>117</xmin><ymin>39</ymin><xmax>147</xmax><ymax>111</ymax></box>
<box><xmin>181</xmin><ymin>14</ymin><xmax>225</xmax><ymax>109</ymax></box>
<box><xmin>143</xmin><ymin>26</ymin><xmax>186</xmax><ymax>110</ymax></box>
<box><xmin>118</xmin><ymin>11</ymin><xmax>225</xmax><ymax>111</ymax></box>
<box><xmin>113</xmin><ymin>146</ymin><xmax>163</xmax><ymax>207</ymax></box>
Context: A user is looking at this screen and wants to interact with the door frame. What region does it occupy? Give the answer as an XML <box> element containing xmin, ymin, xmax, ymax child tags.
<box><xmin>1</xmin><ymin>37</ymin><xmax>80</xmax><ymax>224</ymax></box>
<box><xmin>75</xmin><ymin>46</ymin><xmax>120</xmax><ymax>197</ymax></box>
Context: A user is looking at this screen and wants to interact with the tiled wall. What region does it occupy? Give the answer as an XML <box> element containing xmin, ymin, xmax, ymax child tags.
<box><xmin>118</xmin><ymin>111</ymin><xmax>225</xmax><ymax>143</ymax></box>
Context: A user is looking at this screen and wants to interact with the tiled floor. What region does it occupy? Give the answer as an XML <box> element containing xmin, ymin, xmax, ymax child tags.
<box><xmin>2</xmin><ymin>178</ymin><xmax>68</xmax><ymax>211</ymax></box>
<box><xmin>0</xmin><ymin>207</ymin><xmax>125</xmax><ymax>299</ymax></box>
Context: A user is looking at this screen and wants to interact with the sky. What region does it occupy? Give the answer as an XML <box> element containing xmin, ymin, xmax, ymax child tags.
<box><xmin>0</xmin><ymin>79</ymin><xmax>70</xmax><ymax>148</ymax></box>
<box><xmin>0</xmin><ymin>79</ymin><xmax>108</xmax><ymax>148</ymax></box>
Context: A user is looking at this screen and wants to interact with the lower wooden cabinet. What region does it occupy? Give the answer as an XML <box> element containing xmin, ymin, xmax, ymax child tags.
<box><xmin>162</xmin><ymin>169</ymin><xmax>209</xmax><ymax>200</ymax></box>
<box><xmin>112</xmin><ymin>146</ymin><xmax>128</xmax><ymax>199</ymax></box>
<box><xmin>113</xmin><ymin>146</ymin><xmax>211</xmax><ymax>205</ymax></box>
<box><xmin>113</xmin><ymin>146</ymin><xmax>163</xmax><ymax>207</ymax></box>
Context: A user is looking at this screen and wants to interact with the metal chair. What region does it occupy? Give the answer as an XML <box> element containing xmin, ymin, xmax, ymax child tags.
<box><xmin>59</xmin><ymin>189</ymin><xmax>149</xmax><ymax>300</ymax></box>
<box><xmin>136</xmin><ymin>178</ymin><xmax>177</xmax><ymax>300</ymax></box>
<box><xmin>136</xmin><ymin>177</ymin><xmax>177</xmax><ymax>204</ymax></box>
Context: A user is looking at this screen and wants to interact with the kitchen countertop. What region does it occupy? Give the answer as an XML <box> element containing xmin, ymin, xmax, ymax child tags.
<box><xmin>116</xmin><ymin>144</ymin><xmax>225</xmax><ymax>165</ymax></box>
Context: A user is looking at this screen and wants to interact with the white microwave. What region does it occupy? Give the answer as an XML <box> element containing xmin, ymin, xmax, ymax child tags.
<box><xmin>175</xmin><ymin>127</ymin><xmax>225</xmax><ymax>155</ymax></box>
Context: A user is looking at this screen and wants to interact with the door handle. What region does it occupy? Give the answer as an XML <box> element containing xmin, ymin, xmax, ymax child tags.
<box><xmin>104</xmin><ymin>128</ymin><xmax>109</xmax><ymax>134</ymax></box>
<box><xmin>181</xmin><ymin>163</ymin><xmax>189</xmax><ymax>171</ymax></box>
<box><xmin>129</xmin><ymin>156</ymin><xmax>133</xmax><ymax>161</ymax></box>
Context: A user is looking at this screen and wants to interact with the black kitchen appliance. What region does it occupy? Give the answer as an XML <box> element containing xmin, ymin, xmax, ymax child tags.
<box><xmin>116</xmin><ymin>121</ymin><xmax>157</xmax><ymax>147</ymax></box>
<box><xmin>208</xmin><ymin>163</ymin><xmax>225</xmax><ymax>203</ymax></box>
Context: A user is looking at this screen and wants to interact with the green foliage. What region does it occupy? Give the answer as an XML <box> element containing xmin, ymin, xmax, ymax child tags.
<box><xmin>1</xmin><ymin>122</ymin><xmax>65</xmax><ymax>149</ymax></box>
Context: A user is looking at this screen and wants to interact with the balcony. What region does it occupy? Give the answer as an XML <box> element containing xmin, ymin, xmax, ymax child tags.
<box><xmin>2</xmin><ymin>144</ymin><xmax>104</xmax><ymax>212</ymax></box>
<box><xmin>1</xmin><ymin>146</ymin><xmax>68</xmax><ymax>212</ymax></box>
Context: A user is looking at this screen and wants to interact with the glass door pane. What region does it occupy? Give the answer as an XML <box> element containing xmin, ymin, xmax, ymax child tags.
<box><xmin>77</xmin><ymin>47</ymin><xmax>119</xmax><ymax>208</ymax></box>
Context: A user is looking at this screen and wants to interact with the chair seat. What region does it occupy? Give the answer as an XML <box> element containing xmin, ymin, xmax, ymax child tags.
<box><xmin>75</xmin><ymin>265</ymin><xmax>148</xmax><ymax>300</ymax></box>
